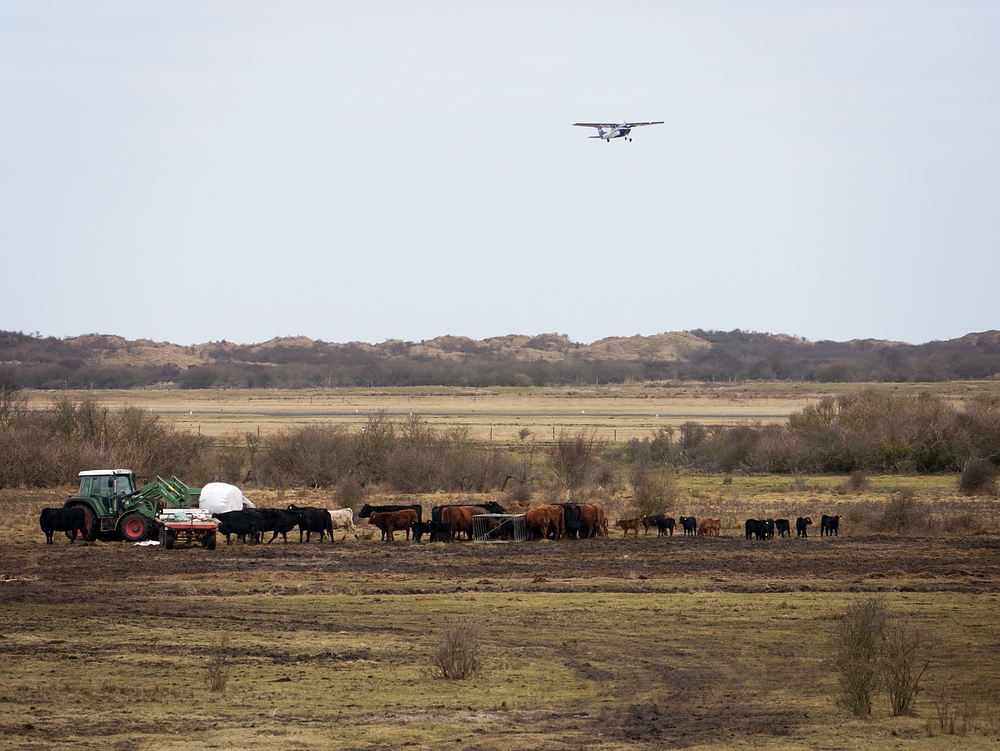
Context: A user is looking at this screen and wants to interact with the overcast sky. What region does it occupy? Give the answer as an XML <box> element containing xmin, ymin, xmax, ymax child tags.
<box><xmin>1</xmin><ymin>2</ymin><xmax>997</xmax><ymax>346</ymax></box>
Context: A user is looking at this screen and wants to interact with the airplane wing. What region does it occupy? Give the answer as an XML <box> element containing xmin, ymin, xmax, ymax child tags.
<box><xmin>625</xmin><ymin>121</ymin><xmax>664</xmax><ymax>127</ymax></box>
<box><xmin>573</xmin><ymin>123</ymin><xmax>619</xmax><ymax>128</ymax></box>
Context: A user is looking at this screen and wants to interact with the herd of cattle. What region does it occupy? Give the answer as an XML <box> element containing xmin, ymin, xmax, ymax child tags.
<box><xmin>37</xmin><ymin>501</ymin><xmax>844</xmax><ymax>545</ymax></box>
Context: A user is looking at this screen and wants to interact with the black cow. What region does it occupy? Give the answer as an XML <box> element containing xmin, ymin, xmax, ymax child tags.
<box><xmin>213</xmin><ymin>510</ymin><xmax>262</xmax><ymax>544</ymax></box>
<box><xmin>775</xmin><ymin>519</ymin><xmax>791</xmax><ymax>538</ymax></box>
<box><xmin>796</xmin><ymin>516</ymin><xmax>813</xmax><ymax>538</ymax></box>
<box><xmin>745</xmin><ymin>518</ymin><xmax>765</xmax><ymax>541</ymax></box>
<box><xmin>762</xmin><ymin>519</ymin><xmax>775</xmax><ymax>540</ymax></box>
<box><xmin>656</xmin><ymin>517</ymin><xmax>675</xmax><ymax>537</ymax></box>
<box><xmin>679</xmin><ymin>516</ymin><xmax>697</xmax><ymax>536</ymax></box>
<box><xmin>40</xmin><ymin>507</ymin><xmax>87</xmax><ymax>544</ymax></box>
<box><xmin>408</xmin><ymin>521</ymin><xmax>432</xmax><ymax>542</ymax></box>
<box><xmin>642</xmin><ymin>514</ymin><xmax>666</xmax><ymax>535</ymax></box>
<box><xmin>255</xmin><ymin>508</ymin><xmax>299</xmax><ymax>543</ymax></box>
<box><xmin>821</xmin><ymin>514</ymin><xmax>840</xmax><ymax>537</ymax></box>
<box><xmin>428</xmin><ymin>521</ymin><xmax>452</xmax><ymax>543</ymax></box>
<box><xmin>560</xmin><ymin>504</ymin><xmax>586</xmax><ymax>540</ymax></box>
<box><xmin>481</xmin><ymin>501</ymin><xmax>507</xmax><ymax>515</ymax></box>
<box><xmin>288</xmin><ymin>505</ymin><xmax>334</xmax><ymax>543</ymax></box>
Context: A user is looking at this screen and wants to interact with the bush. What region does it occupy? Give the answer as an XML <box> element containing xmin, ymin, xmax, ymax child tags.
<box><xmin>847</xmin><ymin>470</ymin><xmax>870</xmax><ymax>492</ymax></box>
<box><xmin>335</xmin><ymin>476</ymin><xmax>366</xmax><ymax>507</ymax></box>
<box><xmin>835</xmin><ymin>597</ymin><xmax>887</xmax><ymax>717</ymax></box>
<box><xmin>880</xmin><ymin>615</ymin><xmax>928</xmax><ymax>716</ymax></box>
<box><xmin>205</xmin><ymin>633</ymin><xmax>230</xmax><ymax>693</ymax></box>
<box><xmin>630</xmin><ymin>462</ymin><xmax>677</xmax><ymax>516</ymax></box>
<box><xmin>548</xmin><ymin>430</ymin><xmax>605</xmax><ymax>497</ymax></box>
<box><xmin>959</xmin><ymin>458</ymin><xmax>997</xmax><ymax>496</ymax></box>
<box><xmin>878</xmin><ymin>488</ymin><xmax>927</xmax><ymax>534</ymax></box>
<box><xmin>431</xmin><ymin>620</ymin><xmax>481</xmax><ymax>681</ymax></box>
<box><xmin>833</xmin><ymin>597</ymin><xmax>928</xmax><ymax>718</ymax></box>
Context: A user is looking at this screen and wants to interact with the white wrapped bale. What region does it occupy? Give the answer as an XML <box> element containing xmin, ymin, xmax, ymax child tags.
<box><xmin>198</xmin><ymin>482</ymin><xmax>247</xmax><ymax>514</ymax></box>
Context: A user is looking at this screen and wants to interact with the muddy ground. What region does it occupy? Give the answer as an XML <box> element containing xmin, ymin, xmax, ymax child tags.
<box><xmin>4</xmin><ymin>532</ymin><xmax>999</xmax><ymax>604</ymax></box>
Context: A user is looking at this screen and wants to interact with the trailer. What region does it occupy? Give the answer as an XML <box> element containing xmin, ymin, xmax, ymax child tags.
<box><xmin>157</xmin><ymin>509</ymin><xmax>218</xmax><ymax>550</ymax></box>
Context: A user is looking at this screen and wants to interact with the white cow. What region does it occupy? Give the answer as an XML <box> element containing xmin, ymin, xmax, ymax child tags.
<box><xmin>329</xmin><ymin>508</ymin><xmax>359</xmax><ymax>540</ymax></box>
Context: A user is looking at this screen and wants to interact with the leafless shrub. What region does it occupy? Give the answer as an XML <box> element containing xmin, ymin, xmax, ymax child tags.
<box><xmin>503</xmin><ymin>483</ymin><xmax>532</xmax><ymax>504</ymax></box>
<box><xmin>335</xmin><ymin>476</ymin><xmax>366</xmax><ymax>507</ymax></box>
<box><xmin>548</xmin><ymin>430</ymin><xmax>606</xmax><ymax>498</ymax></box>
<box><xmin>722</xmin><ymin>473</ymin><xmax>733</xmax><ymax>485</ymax></box>
<box><xmin>431</xmin><ymin>619</ymin><xmax>481</xmax><ymax>681</ymax></box>
<box><xmin>206</xmin><ymin>633</ymin><xmax>230</xmax><ymax>693</ymax></box>
<box><xmin>959</xmin><ymin>458</ymin><xmax>997</xmax><ymax>497</ymax></box>
<box><xmin>835</xmin><ymin>597</ymin><xmax>887</xmax><ymax>717</ymax></box>
<box><xmin>930</xmin><ymin>684</ymin><xmax>979</xmax><ymax>735</ymax></box>
<box><xmin>847</xmin><ymin>470</ymin><xmax>870</xmax><ymax>493</ymax></box>
<box><xmin>878</xmin><ymin>488</ymin><xmax>927</xmax><ymax>534</ymax></box>
<box><xmin>834</xmin><ymin>597</ymin><xmax>929</xmax><ymax>718</ymax></box>
<box><xmin>880</xmin><ymin>615</ymin><xmax>928</xmax><ymax>716</ymax></box>
<box><xmin>630</xmin><ymin>462</ymin><xmax>677</xmax><ymax>517</ymax></box>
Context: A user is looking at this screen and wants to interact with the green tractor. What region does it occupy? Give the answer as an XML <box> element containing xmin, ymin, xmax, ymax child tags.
<box><xmin>62</xmin><ymin>469</ymin><xmax>202</xmax><ymax>543</ymax></box>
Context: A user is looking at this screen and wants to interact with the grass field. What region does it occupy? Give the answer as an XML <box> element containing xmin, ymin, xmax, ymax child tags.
<box><xmin>5</xmin><ymin>384</ymin><xmax>1000</xmax><ymax>748</ymax></box>
<box><xmin>2</xmin><ymin>486</ymin><xmax>1000</xmax><ymax>750</ymax></box>
<box><xmin>24</xmin><ymin>381</ymin><xmax>1000</xmax><ymax>441</ymax></box>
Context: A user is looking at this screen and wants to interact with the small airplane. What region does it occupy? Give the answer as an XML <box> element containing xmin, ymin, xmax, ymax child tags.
<box><xmin>573</xmin><ymin>120</ymin><xmax>664</xmax><ymax>142</ymax></box>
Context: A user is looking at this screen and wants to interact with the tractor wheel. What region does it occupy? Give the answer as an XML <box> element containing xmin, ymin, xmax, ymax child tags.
<box><xmin>119</xmin><ymin>512</ymin><xmax>150</xmax><ymax>543</ymax></box>
<box><xmin>67</xmin><ymin>504</ymin><xmax>99</xmax><ymax>542</ymax></box>
<box><xmin>203</xmin><ymin>531</ymin><xmax>217</xmax><ymax>550</ymax></box>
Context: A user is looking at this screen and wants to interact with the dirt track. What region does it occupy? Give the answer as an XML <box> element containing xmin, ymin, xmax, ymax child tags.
<box><xmin>4</xmin><ymin>533</ymin><xmax>998</xmax><ymax>606</ymax></box>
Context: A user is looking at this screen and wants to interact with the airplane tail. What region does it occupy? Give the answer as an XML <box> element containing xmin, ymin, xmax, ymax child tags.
<box><xmin>588</xmin><ymin>127</ymin><xmax>606</xmax><ymax>139</ymax></box>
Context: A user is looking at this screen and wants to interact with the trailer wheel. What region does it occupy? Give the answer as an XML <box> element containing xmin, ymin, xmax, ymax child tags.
<box><xmin>203</xmin><ymin>531</ymin><xmax>217</xmax><ymax>550</ymax></box>
<box><xmin>119</xmin><ymin>512</ymin><xmax>150</xmax><ymax>543</ymax></box>
<box><xmin>159</xmin><ymin>526</ymin><xmax>175</xmax><ymax>550</ymax></box>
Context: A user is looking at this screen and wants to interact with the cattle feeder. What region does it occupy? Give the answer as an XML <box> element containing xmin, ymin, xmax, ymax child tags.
<box><xmin>472</xmin><ymin>514</ymin><xmax>528</xmax><ymax>543</ymax></box>
<box><xmin>157</xmin><ymin>509</ymin><xmax>218</xmax><ymax>550</ymax></box>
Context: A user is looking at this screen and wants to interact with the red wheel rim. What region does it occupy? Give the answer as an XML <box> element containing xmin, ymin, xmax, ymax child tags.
<box><xmin>124</xmin><ymin>517</ymin><xmax>145</xmax><ymax>539</ymax></box>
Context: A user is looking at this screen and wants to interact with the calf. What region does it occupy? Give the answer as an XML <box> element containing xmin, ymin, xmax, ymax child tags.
<box><xmin>796</xmin><ymin>516</ymin><xmax>813</xmax><ymax>538</ymax></box>
<box><xmin>642</xmin><ymin>514</ymin><xmax>666</xmax><ymax>535</ymax></box>
<box><xmin>213</xmin><ymin>510</ymin><xmax>262</xmax><ymax>544</ymax></box>
<box><xmin>428</xmin><ymin>521</ymin><xmax>452</xmax><ymax>543</ymax></box>
<box><xmin>39</xmin><ymin>507</ymin><xmax>87</xmax><ymax>544</ymax></box>
<box><xmin>615</xmin><ymin>518</ymin><xmax>642</xmax><ymax>538</ymax></box>
<box><xmin>745</xmin><ymin>518</ymin><xmax>765</xmax><ymax>541</ymax></box>
<box><xmin>360</xmin><ymin>503</ymin><xmax>423</xmax><ymax>531</ymax></box>
<box><xmin>656</xmin><ymin>516</ymin><xmax>675</xmax><ymax>537</ymax></box>
<box><xmin>774</xmin><ymin>519</ymin><xmax>791</xmax><ymax>538</ymax></box>
<box><xmin>821</xmin><ymin>514</ymin><xmax>840</xmax><ymax>537</ymax></box>
<box><xmin>699</xmin><ymin>518</ymin><xmax>721</xmax><ymax>536</ymax></box>
<box><xmin>679</xmin><ymin>516</ymin><xmax>697</xmax><ymax>536</ymax></box>
<box><xmin>369</xmin><ymin>509</ymin><xmax>418</xmax><ymax>541</ymax></box>
<box><xmin>762</xmin><ymin>518</ymin><xmax>775</xmax><ymax>540</ymax></box>
<box><xmin>409</xmin><ymin>520</ymin><xmax>432</xmax><ymax>542</ymax></box>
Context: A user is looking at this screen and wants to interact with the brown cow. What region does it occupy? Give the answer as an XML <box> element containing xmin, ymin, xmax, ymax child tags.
<box><xmin>369</xmin><ymin>509</ymin><xmax>418</xmax><ymax>541</ymax></box>
<box><xmin>440</xmin><ymin>506</ymin><xmax>488</xmax><ymax>541</ymax></box>
<box><xmin>576</xmin><ymin>503</ymin><xmax>608</xmax><ymax>538</ymax></box>
<box><xmin>615</xmin><ymin>518</ymin><xmax>642</xmax><ymax>538</ymax></box>
<box><xmin>697</xmin><ymin>517</ymin><xmax>721</xmax><ymax>536</ymax></box>
<box><xmin>525</xmin><ymin>504</ymin><xmax>565</xmax><ymax>540</ymax></box>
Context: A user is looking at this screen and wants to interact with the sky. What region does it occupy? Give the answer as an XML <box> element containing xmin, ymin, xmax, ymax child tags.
<box><xmin>1</xmin><ymin>2</ymin><xmax>997</xmax><ymax>347</ymax></box>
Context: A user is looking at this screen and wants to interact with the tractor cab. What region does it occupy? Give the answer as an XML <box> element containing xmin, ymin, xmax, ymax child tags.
<box><xmin>77</xmin><ymin>470</ymin><xmax>137</xmax><ymax>516</ymax></box>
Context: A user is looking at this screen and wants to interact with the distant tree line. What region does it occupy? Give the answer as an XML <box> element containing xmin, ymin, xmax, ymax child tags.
<box><xmin>2</xmin><ymin>329</ymin><xmax>1000</xmax><ymax>389</ymax></box>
